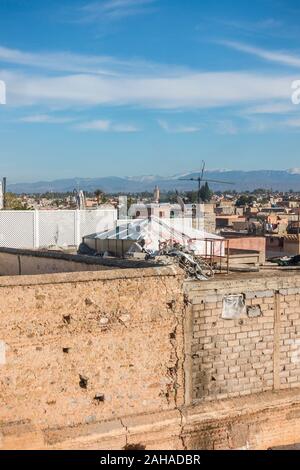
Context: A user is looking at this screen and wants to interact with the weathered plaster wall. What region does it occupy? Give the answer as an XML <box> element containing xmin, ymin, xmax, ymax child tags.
<box><xmin>2</xmin><ymin>266</ymin><xmax>300</xmax><ymax>450</ymax></box>
<box><xmin>0</xmin><ymin>267</ymin><xmax>185</xmax><ymax>444</ymax></box>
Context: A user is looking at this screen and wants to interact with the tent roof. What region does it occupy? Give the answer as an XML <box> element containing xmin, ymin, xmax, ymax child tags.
<box><xmin>88</xmin><ymin>216</ymin><xmax>223</xmax><ymax>243</ymax></box>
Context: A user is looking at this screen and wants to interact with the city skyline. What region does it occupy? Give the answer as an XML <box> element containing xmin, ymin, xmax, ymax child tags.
<box><xmin>1</xmin><ymin>0</ymin><xmax>300</xmax><ymax>182</ymax></box>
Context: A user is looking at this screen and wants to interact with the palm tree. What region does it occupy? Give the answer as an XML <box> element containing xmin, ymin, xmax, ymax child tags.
<box><xmin>94</xmin><ymin>189</ymin><xmax>104</xmax><ymax>206</ymax></box>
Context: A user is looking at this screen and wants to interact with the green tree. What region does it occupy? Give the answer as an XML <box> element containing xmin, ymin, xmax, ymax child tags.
<box><xmin>235</xmin><ymin>195</ymin><xmax>255</xmax><ymax>207</ymax></box>
<box><xmin>199</xmin><ymin>182</ymin><xmax>213</xmax><ymax>202</ymax></box>
<box><xmin>94</xmin><ymin>189</ymin><xmax>104</xmax><ymax>205</ymax></box>
<box><xmin>185</xmin><ymin>191</ymin><xmax>198</xmax><ymax>203</ymax></box>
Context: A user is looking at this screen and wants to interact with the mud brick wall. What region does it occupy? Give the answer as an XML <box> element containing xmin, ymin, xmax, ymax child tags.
<box><xmin>0</xmin><ymin>267</ymin><xmax>185</xmax><ymax>433</ymax></box>
<box><xmin>185</xmin><ymin>271</ymin><xmax>300</xmax><ymax>402</ymax></box>
<box><xmin>183</xmin><ymin>388</ymin><xmax>300</xmax><ymax>450</ymax></box>
<box><xmin>278</xmin><ymin>287</ymin><xmax>300</xmax><ymax>389</ymax></box>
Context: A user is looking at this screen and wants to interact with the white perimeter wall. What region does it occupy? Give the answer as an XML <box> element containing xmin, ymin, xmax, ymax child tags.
<box><xmin>0</xmin><ymin>209</ymin><xmax>117</xmax><ymax>249</ymax></box>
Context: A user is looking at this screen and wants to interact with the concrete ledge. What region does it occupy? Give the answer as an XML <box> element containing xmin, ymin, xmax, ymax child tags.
<box><xmin>185</xmin><ymin>269</ymin><xmax>300</xmax><ymax>295</ymax></box>
<box><xmin>184</xmin><ymin>388</ymin><xmax>300</xmax><ymax>449</ymax></box>
<box><xmin>3</xmin><ymin>389</ymin><xmax>300</xmax><ymax>450</ymax></box>
<box><xmin>0</xmin><ymin>264</ymin><xmax>183</xmax><ymax>287</ymax></box>
<box><xmin>186</xmin><ymin>387</ymin><xmax>300</xmax><ymax>422</ymax></box>
<box><xmin>0</xmin><ymin>246</ymin><xmax>162</xmax><ymax>271</ymax></box>
<box><xmin>44</xmin><ymin>409</ymin><xmax>183</xmax><ymax>450</ymax></box>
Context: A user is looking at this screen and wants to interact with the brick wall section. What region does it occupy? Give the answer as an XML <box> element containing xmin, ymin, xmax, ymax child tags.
<box><xmin>203</xmin><ymin>212</ymin><xmax>216</xmax><ymax>234</ymax></box>
<box><xmin>0</xmin><ymin>267</ymin><xmax>185</xmax><ymax>431</ymax></box>
<box><xmin>184</xmin><ymin>270</ymin><xmax>300</xmax><ymax>402</ymax></box>
<box><xmin>279</xmin><ymin>288</ymin><xmax>300</xmax><ymax>389</ymax></box>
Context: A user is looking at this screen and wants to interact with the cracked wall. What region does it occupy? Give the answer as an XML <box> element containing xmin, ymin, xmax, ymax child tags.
<box><xmin>0</xmin><ymin>267</ymin><xmax>185</xmax><ymax>448</ymax></box>
<box><xmin>3</xmin><ymin>267</ymin><xmax>300</xmax><ymax>449</ymax></box>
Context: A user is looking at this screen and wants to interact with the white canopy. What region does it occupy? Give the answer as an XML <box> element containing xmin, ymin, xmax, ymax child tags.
<box><xmin>92</xmin><ymin>216</ymin><xmax>224</xmax><ymax>256</ymax></box>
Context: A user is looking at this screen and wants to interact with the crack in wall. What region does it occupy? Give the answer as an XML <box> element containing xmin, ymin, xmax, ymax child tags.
<box><xmin>167</xmin><ymin>284</ymin><xmax>189</xmax><ymax>450</ymax></box>
<box><xmin>120</xmin><ymin>417</ymin><xmax>128</xmax><ymax>449</ymax></box>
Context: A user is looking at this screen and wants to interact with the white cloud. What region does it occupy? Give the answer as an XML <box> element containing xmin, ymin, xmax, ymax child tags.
<box><xmin>0</xmin><ymin>43</ymin><xmax>297</xmax><ymax>114</ymax></box>
<box><xmin>220</xmin><ymin>40</ymin><xmax>300</xmax><ymax>68</ymax></box>
<box><xmin>112</xmin><ymin>123</ymin><xmax>140</xmax><ymax>132</ymax></box>
<box><xmin>0</xmin><ymin>45</ymin><xmax>136</xmax><ymax>76</ymax></box>
<box><xmin>19</xmin><ymin>114</ymin><xmax>74</xmax><ymax>124</ymax></box>
<box><xmin>158</xmin><ymin>118</ymin><xmax>238</xmax><ymax>135</ymax></box>
<box><xmin>240</xmin><ymin>114</ymin><xmax>300</xmax><ymax>133</ymax></box>
<box><xmin>158</xmin><ymin>119</ymin><xmax>202</xmax><ymax>133</ymax></box>
<box><xmin>78</xmin><ymin>0</ymin><xmax>157</xmax><ymax>22</ymax></box>
<box><xmin>242</xmin><ymin>102</ymin><xmax>297</xmax><ymax>115</ymax></box>
<box><xmin>0</xmin><ymin>79</ymin><xmax>6</xmax><ymax>104</ymax></box>
<box><xmin>74</xmin><ymin>119</ymin><xmax>139</xmax><ymax>132</ymax></box>
<box><xmin>216</xmin><ymin>120</ymin><xmax>238</xmax><ymax>135</ymax></box>
<box><xmin>285</xmin><ymin>118</ymin><xmax>300</xmax><ymax>128</ymax></box>
<box><xmin>1</xmin><ymin>69</ymin><xmax>294</xmax><ymax>110</ymax></box>
<box><xmin>0</xmin><ymin>44</ymin><xmax>192</xmax><ymax>77</ymax></box>
<box><xmin>203</xmin><ymin>17</ymin><xmax>282</xmax><ymax>37</ymax></box>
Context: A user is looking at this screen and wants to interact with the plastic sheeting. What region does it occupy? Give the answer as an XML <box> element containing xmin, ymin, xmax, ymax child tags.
<box><xmin>222</xmin><ymin>294</ymin><xmax>246</xmax><ymax>319</ymax></box>
<box><xmin>91</xmin><ymin>216</ymin><xmax>224</xmax><ymax>257</ymax></box>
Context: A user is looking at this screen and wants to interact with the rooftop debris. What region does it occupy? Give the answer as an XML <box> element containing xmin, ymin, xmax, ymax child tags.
<box><xmin>80</xmin><ymin>216</ymin><xmax>223</xmax><ymax>280</ymax></box>
<box><xmin>152</xmin><ymin>244</ymin><xmax>214</xmax><ymax>280</ymax></box>
<box><xmin>270</xmin><ymin>255</ymin><xmax>300</xmax><ymax>266</ymax></box>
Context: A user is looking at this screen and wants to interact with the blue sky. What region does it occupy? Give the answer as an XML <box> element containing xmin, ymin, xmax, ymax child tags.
<box><xmin>1</xmin><ymin>0</ymin><xmax>300</xmax><ymax>182</ymax></box>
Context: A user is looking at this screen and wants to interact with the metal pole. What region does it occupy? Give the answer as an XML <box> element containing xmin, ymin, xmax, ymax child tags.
<box><xmin>227</xmin><ymin>240</ymin><xmax>229</xmax><ymax>275</ymax></box>
<box><xmin>3</xmin><ymin>177</ymin><xmax>6</xmax><ymax>209</ymax></box>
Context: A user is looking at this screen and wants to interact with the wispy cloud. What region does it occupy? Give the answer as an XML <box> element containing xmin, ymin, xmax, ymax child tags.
<box><xmin>158</xmin><ymin>119</ymin><xmax>202</xmax><ymax>133</ymax></box>
<box><xmin>0</xmin><ymin>44</ymin><xmax>149</xmax><ymax>76</ymax></box>
<box><xmin>242</xmin><ymin>102</ymin><xmax>297</xmax><ymax>115</ymax></box>
<box><xmin>158</xmin><ymin>118</ymin><xmax>239</xmax><ymax>135</ymax></box>
<box><xmin>0</xmin><ymin>44</ymin><xmax>191</xmax><ymax>77</ymax></box>
<box><xmin>19</xmin><ymin>114</ymin><xmax>74</xmax><ymax>124</ymax></box>
<box><xmin>0</xmin><ymin>43</ymin><xmax>296</xmax><ymax>113</ymax></box>
<box><xmin>226</xmin><ymin>18</ymin><xmax>282</xmax><ymax>33</ymax></box>
<box><xmin>2</xmin><ymin>69</ymin><xmax>294</xmax><ymax>109</ymax></box>
<box><xmin>216</xmin><ymin>120</ymin><xmax>238</xmax><ymax>135</ymax></box>
<box><xmin>239</xmin><ymin>114</ymin><xmax>300</xmax><ymax>133</ymax></box>
<box><xmin>220</xmin><ymin>40</ymin><xmax>300</xmax><ymax>68</ymax></box>
<box><xmin>285</xmin><ymin>118</ymin><xmax>300</xmax><ymax>128</ymax></box>
<box><xmin>74</xmin><ymin>119</ymin><xmax>139</xmax><ymax>132</ymax></box>
<box><xmin>0</xmin><ymin>79</ymin><xmax>5</xmax><ymax>104</ymax></box>
<box><xmin>78</xmin><ymin>0</ymin><xmax>157</xmax><ymax>23</ymax></box>
<box><xmin>201</xmin><ymin>17</ymin><xmax>282</xmax><ymax>37</ymax></box>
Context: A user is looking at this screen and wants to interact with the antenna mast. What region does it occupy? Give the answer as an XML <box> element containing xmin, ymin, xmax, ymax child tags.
<box><xmin>179</xmin><ymin>161</ymin><xmax>234</xmax><ymax>203</ymax></box>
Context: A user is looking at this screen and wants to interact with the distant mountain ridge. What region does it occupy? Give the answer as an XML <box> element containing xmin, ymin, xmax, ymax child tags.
<box><xmin>7</xmin><ymin>169</ymin><xmax>300</xmax><ymax>194</ymax></box>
